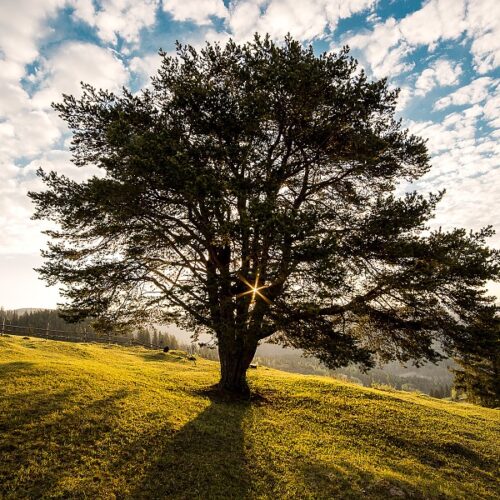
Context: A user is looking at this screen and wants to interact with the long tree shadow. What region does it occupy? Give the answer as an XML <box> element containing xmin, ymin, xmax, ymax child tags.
<box><xmin>0</xmin><ymin>388</ymin><xmax>133</xmax><ymax>498</ymax></box>
<box><xmin>0</xmin><ymin>387</ymin><xmax>75</xmax><ymax>435</ymax></box>
<box><xmin>0</xmin><ymin>360</ymin><xmax>34</xmax><ymax>376</ymax></box>
<box><xmin>127</xmin><ymin>395</ymin><xmax>251</xmax><ymax>499</ymax></box>
<box><xmin>287</xmin><ymin>396</ymin><xmax>500</xmax><ymax>498</ymax></box>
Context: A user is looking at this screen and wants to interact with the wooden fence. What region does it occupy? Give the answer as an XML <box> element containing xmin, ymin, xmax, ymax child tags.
<box><xmin>0</xmin><ymin>320</ymin><xmax>164</xmax><ymax>350</ymax></box>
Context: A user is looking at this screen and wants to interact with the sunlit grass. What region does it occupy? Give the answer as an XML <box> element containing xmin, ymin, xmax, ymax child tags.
<box><xmin>1</xmin><ymin>336</ymin><xmax>498</xmax><ymax>499</ymax></box>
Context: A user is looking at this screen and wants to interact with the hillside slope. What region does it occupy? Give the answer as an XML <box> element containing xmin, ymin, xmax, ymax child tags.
<box><xmin>0</xmin><ymin>336</ymin><xmax>498</xmax><ymax>499</ymax></box>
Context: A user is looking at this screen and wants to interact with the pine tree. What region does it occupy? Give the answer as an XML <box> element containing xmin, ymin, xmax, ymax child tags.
<box><xmin>136</xmin><ymin>327</ymin><xmax>151</xmax><ymax>346</ymax></box>
<box><xmin>453</xmin><ymin>307</ymin><xmax>500</xmax><ymax>407</ymax></box>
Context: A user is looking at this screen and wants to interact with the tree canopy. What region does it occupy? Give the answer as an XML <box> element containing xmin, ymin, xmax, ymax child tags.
<box><xmin>30</xmin><ymin>36</ymin><xmax>500</xmax><ymax>395</ymax></box>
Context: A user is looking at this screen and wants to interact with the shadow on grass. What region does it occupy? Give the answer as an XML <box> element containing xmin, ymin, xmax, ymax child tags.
<box><xmin>126</xmin><ymin>395</ymin><xmax>251</xmax><ymax>499</ymax></box>
<box><xmin>0</xmin><ymin>388</ymin><xmax>133</xmax><ymax>498</ymax></box>
<box><xmin>0</xmin><ymin>360</ymin><xmax>34</xmax><ymax>377</ymax></box>
<box><xmin>343</xmin><ymin>411</ymin><xmax>498</xmax><ymax>477</ymax></box>
<box><xmin>0</xmin><ymin>361</ymin><xmax>64</xmax><ymax>434</ymax></box>
<box><xmin>0</xmin><ymin>388</ymin><xmax>75</xmax><ymax>434</ymax></box>
<box><xmin>299</xmin><ymin>460</ymin><xmax>389</xmax><ymax>500</ymax></box>
<box><xmin>291</xmin><ymin>400</ymin><xmax>500</xmax><ymax>499</ymax></box>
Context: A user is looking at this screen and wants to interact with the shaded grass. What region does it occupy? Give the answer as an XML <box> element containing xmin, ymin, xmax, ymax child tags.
<box><xmin>0</xmin><ymin>336</ymin><xmax>498</xmax><ymax>499</ymax></box>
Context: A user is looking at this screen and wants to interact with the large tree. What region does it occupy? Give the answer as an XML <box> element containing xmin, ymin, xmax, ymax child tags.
<box><xmin>30</xmin><ymin>36</ymin><xmax>500</xmax><ymax>395</ymax></box>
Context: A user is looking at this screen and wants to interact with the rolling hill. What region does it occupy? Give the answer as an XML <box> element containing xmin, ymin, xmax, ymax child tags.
<box><xmin>0</xmin><ymin>335</ymin><xmax>498</xmax><ymax>499</ymax></box>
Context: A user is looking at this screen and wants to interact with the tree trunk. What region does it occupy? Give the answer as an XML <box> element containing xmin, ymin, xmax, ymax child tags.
<box><xmin>218</xmin><ymin>337</ymin><xmax>258</xmax><ymax>397</ymax></box>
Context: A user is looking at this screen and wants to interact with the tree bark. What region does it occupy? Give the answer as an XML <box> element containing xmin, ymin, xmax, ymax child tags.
<box><xmin>218</xmin><ymin>337</ymin><xmax>258</xmax><ymax>397</ymax></box>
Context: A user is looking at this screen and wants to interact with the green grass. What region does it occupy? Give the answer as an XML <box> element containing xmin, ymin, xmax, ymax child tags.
<box><xmin>0</xmin><ymin>336</ymin><xmax>499</xmax><ymax>499</ymax></box>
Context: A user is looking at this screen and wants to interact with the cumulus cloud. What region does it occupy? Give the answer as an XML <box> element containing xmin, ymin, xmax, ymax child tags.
<box><xmin>395</xmin><ymin>86</ymin><xmax>414</xmax><ymax>112</ymax></box>
<box><xmin>228</xmin><ymin>0</ymin><xmax>375</xmax><ymax>42</ymax></box>
<box><xmin>0</xmin><ymin>39</ymin><xmax>129</xmax><ymax>262</ymax></box>
<box><xmin>466</xmin><ymin>0</ymin><xmax>500</xmax><ymax>74</ymax></box>
<box><xmin>343</xmin><ymin>0</ymin><xmax>499</xmax><ymax>78</ymax></box>
<box><xmin>482</xmin><ymin>90</ymin><xmax>500</xmax><ymax>128</ymax></box>
<box><xmin>406</xmin><ymin>105</ymin><xmax>500</xmax><ymax>248</ymax></box>
<box><xmin>22</xmin><ymin>149</ymin><xmax>104</xmax><ymax>185</ymax></box>
<box><xmin>343</xmin><ymin>17</ymin><xmax>413</xmax><ymax>78</ymax></box>
<box><xmin>415</xmin><ymin>59</ymin><xmax>462</xmax><ymax>96</ymax></box>
<box><xmin>0</xmin><ymin>39</ymin><xmax>127</xmax><ymax>185</ymax></box>
<box><xmin>0</xmin><ymin>148</ymin><xmax>104</xmax><ymax>259</ymax></box>
<box><xmin>0</xmin><ymin>0</ymin><xmax>66</xmax><ymax>81</ymax></box>
<box><xmin>434</xmin><ymin>77</ymin><xmax>497</xmax><ymax>110</ymax></box>
<box><xmin>0</xmin><ymin>81</ymin><xmax>31</xmax><ymax>116</ymax></box>
<box><xmin>163</xmin><ymin>0</ymin><xmax>228</xmax><ymax>25</ymax></box>
<box><xmin>32</xmin><ymin>42</ymin><xmax>129</xmax><ymax>108</ymax></box>
<box><xmin>398</xmin><ymin>0</ymin><xmax>466</xmax><ymax>48</ymax></box>
<box><xmin>344</xmin><ymin>0</ymin><xmax>467</xmax><ymax>78</ymax></box>
<box><xmin>0</xmin><ymin>163</ymin><xmax>48</xmax><ymax>256</ymax></box>
<box><xmin>71</xmin><ymin>0</ymin><xmax>160</xmax><ymax>45</ymax></box>
<box><xmin>0</xmin><ymin>110</ymin><xmax>61</xmax><ymax>162</ymax></box>
<box><xmin>129</xmin><ymin>52</ymin><xmax>162</xmax><ymax>87</ymax></box>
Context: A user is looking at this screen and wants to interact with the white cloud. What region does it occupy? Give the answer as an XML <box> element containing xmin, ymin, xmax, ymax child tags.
<box><xmin>249</xmin><ymin>0</ymin><xmax>327</xmax><ymax>41</ymax></box>
<box><xmin>228</xmin><ymin>0</ymin><xmax>375</xmax><ymax>42</ymax></box>
<box><xmin>0</xmin><ymin>110</ymin><xmax>62</xmax><ymax>162</ymax></box>
<box><xmin>0</xmin><ymin>0</ymin><xmax>65</xmax><ymax>81</ymax></box>
<box><xmin>398</xmin><ymin>0</ymin><xmax>466</xmax><ymax>48</ymax></box>
<box><xmin>0</xmin><ymin>0</ymin><xmax>159</xmax><ymax>51</ymax></box>
<box><xmin>0</xmin><ymin>163</ymin><xmax>48</xmax><ymax>256</ymax></box>
<box><xmin>0</xmin><ymin>40</ymin><xmax>129</xmax><ymax>262</ymax></box>
<box><xmin>22</xmin><ymin>149</ymin><xmax>104</xmax><ymax>185</ymax></box>
<box><xmin>172</xmin><ymin>27</ymin><xmax>231</xmax><ymax>52</ymax></box>
<box><xmin>163</xmin><ymin>0</ymin><xmax>228</xmax><ymax>25</ymax></box>
<box><xmin>228</xmin><ymin>1</ymin><xmax>263</xmax><ymax>41</ymax></box>
<box><xmin>433</xmin><ymin>60</ymin><xmax>463</xmax><ymax>86</ymax></box>
<box><xmin>482</xmin><ymin>91</ymin><xmax>500</xmax><ymax>128</ymax></box>
<box><xmin>0</xmin><ymin>3</ymin><xmax>64</xmax><ymax>261</ymax></box>
<box><xmin>406</xmin><ymin>106</ymin><xmax>500</xmax><ymax>248</ymax></box>
<box><xmin>410</xmin><ymin>110</ymin><xmax>477</xmax><ymax>157</ymax></box>
<box><xmin>71</xmin><ymin>0</ymin><xmax>160</xmax><ymax>45</ymax></box>
<box><xmin>430</xmin><ymin>165</ymin><xmax>500</xmax><ymax>247</ymax></box>
<box><xmin>434</xmin><ymin>77</ymin><xmax>497</xmax><ymax>110</ymax></box>
<box><xmin>32</xmin><ymin>41</ymin><xmax>129</xmax><ymax>108</ymax></box>
<box><xmin>415</xmin><ymin>59</ymin><xmax>462</xmax><ymax>96</ymax></box>
<box><xmin>343</xmin><ymin>0</ymin><xmax>500</xmax><ymax>79</ymax></box>
<box><xmin>395</xmin><ymin>86</ymin><xmax>414</xmax><ymax>112</ymax></box>
<box><xmin>129</xmin><ymin>53</ymin><xmax>162</xmax><ymax>87</ymax></box>
<box><xmin>0</xmin><ymin>81</ymin><xmax>31</xmax><ymax>115</ymax></box>
<box><xmin>0</xmin><ymin>0</ymin><xmax>61</xmax><ymax>59</ymax></box>
<box><xmin>466</xmin><ymin>0</ymin><xmax>500</xmax><ymax>74</ymax></box>
<box><xmin>0</xmin><ymin>40</ymin><xmax>128</xmax><ymax>177</ymax></box>
<box><xmin>0</xmin><ymin>149</ymin><xmax>103</xmax><ymax>259</ymax></box>
<box><xmin>343</xmin><ymin>17</ymin><xmax>413</xmax><ymax>78</ymax></box>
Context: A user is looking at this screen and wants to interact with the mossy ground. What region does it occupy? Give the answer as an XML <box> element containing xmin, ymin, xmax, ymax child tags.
<box><xmin>0</xmin><ymin>336</ymin><xmax>498</xmax><ymax>499</ymax></box>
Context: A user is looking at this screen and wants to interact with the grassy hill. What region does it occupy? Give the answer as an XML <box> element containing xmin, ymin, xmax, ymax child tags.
<box><xmin>0</xmin><ymin>336</ymin><xmax>498</xmax><ymax>499</ymax></box>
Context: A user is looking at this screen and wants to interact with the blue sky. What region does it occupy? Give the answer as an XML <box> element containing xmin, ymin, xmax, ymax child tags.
<box><xmin>0</xmin><ymin>0</ymin><xmax>499</xmax><ymax>308</ymax></box>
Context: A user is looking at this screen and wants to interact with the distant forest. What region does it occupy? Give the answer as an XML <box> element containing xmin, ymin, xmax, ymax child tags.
<box><xmin>254</xmin><ymin>351</ymin><xmax>454</xmax><ymax>399</ymax></box>
<box><xmin>0</xmin><ymin>308</ymin><xmax>182</xmax><ymax>351</ymax></box>
<box><xmin>2</xmin><ymin>308</ymin><xmax>453</xmax><ymax>398</ymax></box>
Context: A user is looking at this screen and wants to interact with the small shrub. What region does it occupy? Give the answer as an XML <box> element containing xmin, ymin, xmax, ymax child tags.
<box><xmin>371</xmin><ymin>382</ymin><xmax>397</xmax><ymax>392</ymax></box>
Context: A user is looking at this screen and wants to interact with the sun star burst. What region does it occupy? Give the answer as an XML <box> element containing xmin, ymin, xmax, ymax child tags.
<box><xmin>235</xmin><ymin>272</ymin><xmax>272</xmax><ymax>304</ymax></box>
